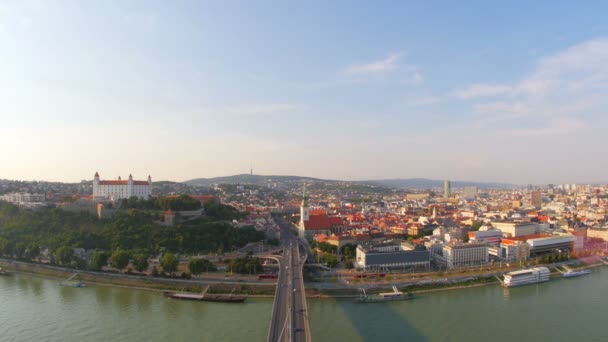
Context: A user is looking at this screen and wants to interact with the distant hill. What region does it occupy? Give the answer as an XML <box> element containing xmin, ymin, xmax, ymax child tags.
<box><xmin>184</xmin><ymin>174</ymin><xmax>514</xmax><ymax>190</ymax></box>
<box><xmin>184</xmin><ymin>174</ymin><xmax>323</xmax><ymax>187</ymax></box>
<box><xmin>360</xmin><ymin>178</ymin><xmax>515</xmax><ymax>189</ymax></box>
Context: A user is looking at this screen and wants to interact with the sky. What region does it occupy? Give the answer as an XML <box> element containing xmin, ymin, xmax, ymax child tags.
<box><xmin>1</xmin><ymin>1</ymin><xmax>608</xmax><ymax>184</ymax></box>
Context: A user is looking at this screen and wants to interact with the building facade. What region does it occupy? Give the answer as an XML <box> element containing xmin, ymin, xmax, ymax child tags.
<box><xmin>492</xmin><ymin>222</ymin><xmax>542</xmax><ymax>237</ymax></box>
<box><xmin>92</xmin><ymin>172</ymin><xmax>152</xmax><ymax>200</ymax></box>
<box><xmin>355</xmin><ymin>244</ymin><xmax>430</xmax><ymax>271</ymax></box>
<box><xmin>587</xmin><ymin>228</ymin><xmax>608</xmax><ymax>241</ymax></box>
<box><xmin>531</xmin><ymin>191</ymin><xmax>542</xmax><ymax>209</ymax></box>
<box><xmin>463</xmin><ymin>187</ymin><xmax>478</xmax><ymax>201</ymax></box>
<box><xmin>468</xmin><ymin>229</ymin><xmax>503</xmax><ymax>245</ymax></box>
<box><xmin>0</xmin><ymin>192</ymin><xmax>46</xmax><ymax>208</ymax></box>
<box><xmin>442</xmin><ymin>243</ymin><xmax>489</xmax><ymax>269</ymax></box>
<box><xmin>489</xmin><ymin>241</ymin><xmax>530</xmax><ymax>263</ymax></box>
<box><xmin>444</xmin><ymin>180</ymin><xmax>452</xmax><ymax>199</ymax></box>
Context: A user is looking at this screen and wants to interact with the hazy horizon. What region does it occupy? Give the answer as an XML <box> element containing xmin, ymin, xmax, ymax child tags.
<box><xmin>3</xmin><ymin>172</ymin><xmax>605</xmax><ymax>187</ymax></box>
<box><xmin>2</xmin><ymin>1</ymin><xmax>607</xmax><ymax>184</ymax></box>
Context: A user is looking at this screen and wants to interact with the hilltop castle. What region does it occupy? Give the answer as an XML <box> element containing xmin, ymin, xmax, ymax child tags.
<box><xmin>92</xmin><ymin>172</ymin><xmax>152</xmax><ymax>200</ymax></box>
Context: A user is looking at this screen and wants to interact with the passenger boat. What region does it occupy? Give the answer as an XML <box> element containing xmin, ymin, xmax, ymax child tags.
<box><xmin>163</xmin><ymin>286</ymin><xmax>246</xmax><ymax>303</ymax></box>
<box><xmin>501</xmin><ymin>267</ymin><xmax>550</xmax><ymax>288</ymax></box>
<box><xmin>561</xmin><ymin>266</ymin><xmax>592</xmax><ymax>278</ymax></box>
<box><xmin>355</xmin><ymin>286</ymin><xmax>414</xmax><ymax>303</ymax></box>
<box><xmin>0</xmin><ymin>268</ymin><xmax>12</xmax><ymax>276</ymax></box>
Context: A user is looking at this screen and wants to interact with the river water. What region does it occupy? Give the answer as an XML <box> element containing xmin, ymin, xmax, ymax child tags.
<box><xmin>2</xmin><ymin>269</ymin><xmax>608</xmax><ymax>342</ymax></box>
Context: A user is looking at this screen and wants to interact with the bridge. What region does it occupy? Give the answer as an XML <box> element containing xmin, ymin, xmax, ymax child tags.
<box><xmin>267</xmin><ymin>220</ymin><xmax>312</xmax><ymax>342</ymax></box>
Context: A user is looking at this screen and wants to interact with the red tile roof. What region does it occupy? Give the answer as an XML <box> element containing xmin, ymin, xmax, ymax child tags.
<box><xmin>305</xmin><ymin>214</ymin><xmax>331</xmax><ymax>231</ymax></box>
<box><xmin>329</xmin><ymin>217</ymin><xmax>344</xmax><ymax>225</ymax></box>
<box><xmin>98</xmin><ymin>180</ymin><xmax>149</xmax><ymax>185</ymax></box>
<box><xmin>99</xmin><ymin>180</ymin><xmax>129</xmax><ymax>185</ymax></box>
<box><xmin>190</xmin><ymin>195</ymin><xmax>219</xmax><ymax>203</ymax></box>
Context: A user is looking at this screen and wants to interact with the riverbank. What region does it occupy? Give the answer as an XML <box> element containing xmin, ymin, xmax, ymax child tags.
<box><xmin>3</xmin><ymin>258</ymin><xmax>607</xmax><ymax>299</ymax></box>
<box><xmin>0</xmin><ymin>260</ymin><xmax>277</xmax><ymax>296</ymax></box>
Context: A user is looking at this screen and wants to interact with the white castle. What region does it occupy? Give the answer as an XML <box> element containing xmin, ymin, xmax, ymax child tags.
<box><xmin>92</xmin><ymin>172</ymin><xmax>152</xmax><ymax>200</ymax></box>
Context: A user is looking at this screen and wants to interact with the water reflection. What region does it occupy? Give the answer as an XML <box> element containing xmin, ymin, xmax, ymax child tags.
<box><xmin>96</xmin><ymin>286</ymin><xmax>111</xmax><ymax>306</ymax></box>
<box><xmin>162</xmin><ymin>295</ymin><xmax>180</xmax><ymax>320</ymax></box>
<box><xmin>112</xmin><ymin>288</ymin><xmax>135</xmax><ymax>310</ymax></box>
<box><xmin>59</xmin><ymin>286</ymin><xmax>79</xmax><ymax>303</ymax></box>
<box><xmin>135</xmin><ymin>290</ymin><xmax>152</xmax><ymax>312</ymax></box>
<box><xmin>16</xmin><ymin>275</ymin><xmax>29</xmax><ymax>291</ymax></box>
<box><xmin>311</xmin><ymin>296</ymin><xmax>429</xmax><ymax>342</ymax></box>
<box><xmin>29</xmin><ymin>278</ymin><xmax>43</xmax><ymax>298</ymax></box>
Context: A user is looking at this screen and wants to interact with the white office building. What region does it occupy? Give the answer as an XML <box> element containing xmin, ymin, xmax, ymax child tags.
<box><xmin>443</xmin><ymin>243</ymin><xmax>489</xmax><ymax>269</ymax></box>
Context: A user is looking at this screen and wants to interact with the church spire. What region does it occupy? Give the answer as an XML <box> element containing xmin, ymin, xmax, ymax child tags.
<box><xmin>301</xmin><ymin>184</ymin><xmax>308</xmax><ymax>207</ymax></box>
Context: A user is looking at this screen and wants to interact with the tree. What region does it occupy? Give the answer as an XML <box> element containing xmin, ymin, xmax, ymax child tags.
<box><xmin>204</xmin><ymin>202</ymin><xmax>243</xmax><ymax>221</ymax></box>
<box><xmin>55</xmin><ymin>246</ymin><xmax>74</xmax><ymax>265</ymax></box>
<box><xmin>471</xmin><ymin>221</ymin><xmax>483</xmax><ymax>231</ymax></box>
<box><xmin>74</xmin><ymin>257</ymin><xmax>87</xmax><ymax>269</ymax></box>
<box><xmin>0</xmin><ymin>238</ymin><xmax>13</xmax><ymax>257</ymax></box>
<box><xmin>90</xmin><ymin>251</ymin><xmax>110</xmax><ymax>270</ymax></box>
<box><xmin>340</xmin><ymin>244</ymin><xmax>356</xmax><ymax>258</ymax></box>
<box><xmin>188</xmin><ymin>258</ymin><xmax>216</xmax><ymax>275</ymax></box>
<box><xmin>132</xmin><ymin>253</ymin><xmax>149</xmax><ymax>272</ymax></box>
<box><xmin>323</xmin><ymin>254</ymin><xmax>338</xmax><ymax>268</ymax></box>
<box><xmin>0</xmin><ymin>201</ymin><xmax>268</xmax><ymax>258</ymax></box>
<box><xmin>226</xmin><ymin>256</ymin><xmax>263</xmax><ymax>274</ymax></box>
<box><xmin>14</xmin><ymin>242</ymin><xmax>26</xmax><ymax>260</ymax></box>
<box><xmin>318</xmin><ymin>242</ymin><xmax>337</xmax><ymax>254</ymax></box>
<box><xmin>110</xmin><ymin>249</ymin><xmax>131</xmax><ymax>270</ymax></box>
<box><xmin>345</xmin><ymin>259</ymin><xmax>354</xmax><ymax>269</ymax></box>
<box><xmin>161</xmin><ymin>252</ymin><xmax>178</xmax><ymax>274</ymax></box>
<box><xmin>25</xmin><ymin>244</ymin><xmax>40</xmax><ymax>260</ymax></box>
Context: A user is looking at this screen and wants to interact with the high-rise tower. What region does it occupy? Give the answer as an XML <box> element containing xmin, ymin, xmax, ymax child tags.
<box><xmin>444</xmin><ymin>180</ymin><xmax>452</xmax><ymax>199</ymax></box>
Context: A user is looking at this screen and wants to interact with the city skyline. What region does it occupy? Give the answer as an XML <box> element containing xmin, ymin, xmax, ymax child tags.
<box><xmin>2</xmin><ymin>1</ymin><xmax>608</xmax><ymax>184</ymax></box>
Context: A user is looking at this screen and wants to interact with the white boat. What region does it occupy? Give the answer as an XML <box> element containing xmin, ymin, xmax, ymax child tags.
<box><xmin>563</xmin><ymin>269</ymin><xmax>592</xmax><ymax>278</ymax></box>
<box><xmin>502</xmin><ymin>267</ymin><xmax>550</xmax><ymax>288</ymax></box>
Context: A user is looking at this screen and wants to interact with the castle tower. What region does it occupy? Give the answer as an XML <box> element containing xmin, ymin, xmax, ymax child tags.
<box><xmin>128</xmin><ymin>174</ymin><xmax>134</xmax><ymax>197</ymax></box>
<box><xmin>93</xmin><ymin>172</ymin><xmax>100</xmax><ymax>196</ymax></box>
<box><xmin>148</xmin><ymin>175</ymin><xmax>152</xmax><ymax>184</ymax></box>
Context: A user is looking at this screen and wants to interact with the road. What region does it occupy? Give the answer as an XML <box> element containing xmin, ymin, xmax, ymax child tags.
<box><xmin>267</xmin><ymin>220</ymin><xmax>311</xmax><ymax>342</ymax></box>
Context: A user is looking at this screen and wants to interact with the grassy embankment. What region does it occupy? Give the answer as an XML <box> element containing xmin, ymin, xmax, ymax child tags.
<box><xmin>0</xmin><ymin>261</ymin><xmax>276</xmax><ymax>296</ymax></box>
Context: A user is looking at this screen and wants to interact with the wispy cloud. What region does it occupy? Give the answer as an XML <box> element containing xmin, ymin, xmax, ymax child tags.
<box><xmin>504</xmin><ymin>117</ymin><xmax>586</xmax><ymax>137</ymax></box>
<box><xmin>412</xmin><ymin>72</ymin><xmax>424</xmax><ymax>83</ymax></box>
<box><xmin>458</xmin><ymin>37</ymin><xmax>608</xmax><ymax>135</ymax></box>
<box><xmin>224</xmin><ymin>103</ymin><xmax>297</xmax><ymax>115</ymax></box>
<box><xmin>454</xmin><ymin>84</ymin><xmax>513</xmax><ymax>99</ymax></box>
<box><xmin>346</xmin><ymin>53</ymin><xmax>402</xmax><ymax>74</ymax></box>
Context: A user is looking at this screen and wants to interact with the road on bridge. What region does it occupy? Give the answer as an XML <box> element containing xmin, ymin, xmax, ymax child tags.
<box><xmin>267</xmin><ymin>219</ymin><xmax>311</xmax><ymax>342</ymax></box>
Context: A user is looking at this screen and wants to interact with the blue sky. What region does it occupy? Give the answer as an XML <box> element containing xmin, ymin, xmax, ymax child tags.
<box><xmin>1</xmin><ymin>1</ymin><xmax>608</xmax><ymax>184</ymax></box>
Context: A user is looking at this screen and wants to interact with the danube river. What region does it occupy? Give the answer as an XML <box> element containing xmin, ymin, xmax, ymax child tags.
<box><xmin>2</xmin><ymin>268</ymin><xmax>608</xmax><ymax>342</ymax></box>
